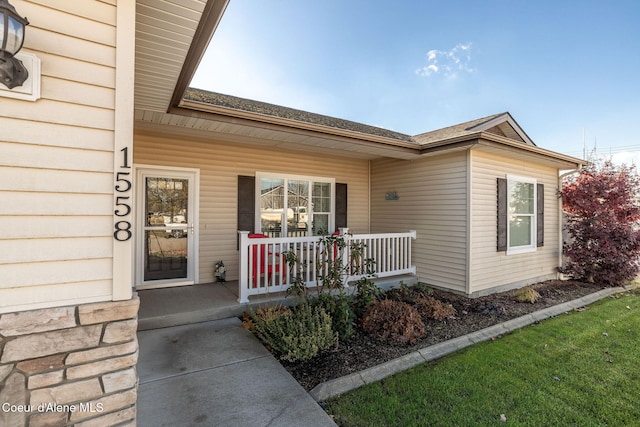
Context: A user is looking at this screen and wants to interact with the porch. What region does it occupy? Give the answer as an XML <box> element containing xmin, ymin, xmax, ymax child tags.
<box><xmin>238</xmin><ymin>229</ymin><xmax>417</xmax><ymax>303</ymax></box>
<box><xmin>138</xmin><ymin>229</ymin><xmax>418</xmax><ymax>330</ymax></box>
<box><xmin>137</xmin><ymin>280</ymin><xmax>280</xmax><ymax>330</ymax></box>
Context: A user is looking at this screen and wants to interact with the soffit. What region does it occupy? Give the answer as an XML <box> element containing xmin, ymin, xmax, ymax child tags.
<box><xmin>134</xmin><ymin>109</ymin><xmax>422</xmax><ymax>160</ymax></box>
<box><xmin>135</xmin><ymin>0</ymin><xmax>218</xmax><ymax>112</ymax></box>
<box><xmin>473</xmin><ymin>138</ymin><xmax>585</xmax><ymax>169</ymax></box>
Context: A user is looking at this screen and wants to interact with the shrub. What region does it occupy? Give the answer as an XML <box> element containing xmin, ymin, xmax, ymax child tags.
<box><xmin>361</xmin><ymin>299</ymin><xmax>426</xmax><ymax>344</ymax></box>
<box><xmin>242</xmin><ymin>305</ymin><xmax>291</xmax><ymax>331</ymax></box>
<box><xmin>513</xmin><ymin>286</ymin><xmax>541</xmax><ymax>304</ymax></box>
<box><xmin>414</xmin><ymin>296</ymin><xmax>457</xmax><ymax>320</ymax></box>
<box><xmin>561</xmin><ymin>160</ymin><xmax>640</xmax><ymax>286</ymax></box>
<box><xmin>251</xmin><ymin>303</ymin><xmax>336</xmax><ymax>362</ymax></box>
<box><xmin>386</xmin><ymin>283</ymin><xmax>426</xmax><ymax>304</ymax></box>
<box><xmin>413</xmin><ymin>282</ymin><xmax>434</xmax><ymax>296</ymax></box>
<box><xmin>351</xmin><ymin>276</ymin><xmax>383</xmax><ymax>318</ymax></box>
<box><xmin>310</xmin><ymin>293</ymin><xmax>356</xmax><ymax>340</ymax></box>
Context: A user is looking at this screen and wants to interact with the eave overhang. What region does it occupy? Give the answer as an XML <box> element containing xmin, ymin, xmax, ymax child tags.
<box><xmin>417</xmin><ymin>131</ymin><xmax>585</xmax><ymax>169</ymax></box>
<box><xmin>170</xmin><ymin>99</ymin><xmax>422</xmax><ymax>159</ymax></box>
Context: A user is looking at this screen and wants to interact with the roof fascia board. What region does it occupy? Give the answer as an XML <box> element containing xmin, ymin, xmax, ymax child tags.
<box><xmin>476</xmin><ymin>134</ymin><xmax>586</xmax><ymax>168</ymax></box>
<box><xmin>418</xmin><ymin>139</ymin><xmax>478</xmax><ymax>156</ymax></box>
<box><xmin>168</xmin><ymin>0</ymin><xmax>230</xmax><ymax>110</ymax></box>
<box><xmin>469</xmin><ymin>113</ymin><xmax>536</xmax><ymax>146</ymax></box>
<box><xmin>417</xmin><ymin>131</ymin><xmax>585</xmax><ymax>167</ymax></box>
<box><xmin>175</xmin><ymin>100</ymin><xmax>421</xmax><ymax>150</ymax></box>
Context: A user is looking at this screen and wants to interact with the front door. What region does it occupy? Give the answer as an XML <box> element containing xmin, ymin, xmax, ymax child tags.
<box><xmin>136</xmin><ymin>167</ymin><xmax>199</xmax><ymax>289</ymax></box>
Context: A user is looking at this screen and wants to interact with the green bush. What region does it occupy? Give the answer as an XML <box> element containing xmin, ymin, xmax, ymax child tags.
<box><xmin>351</xmin><ymin>277</ymin><xmax>383</xmax><ymax>318</ymax></box>
<box><xmin>310</xmin><ymin>293</ymin><xmax>356</xmax><ymax>340</ymax></box>
<box><xmin>361</xmin><ymin>299</ymin><xmax>426</xmax><ymax>344</ymax></box>
<box><xmin>251</xmin><ymin>303</ymin><xmax>337</xmax><ymax>362</ymax></box>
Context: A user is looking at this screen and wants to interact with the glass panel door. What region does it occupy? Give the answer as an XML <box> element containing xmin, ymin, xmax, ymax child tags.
<box><xmin>287</xmin><ymin>180</ymin><xmax>309</xmax><ymax>237</ymax></box>
<box><xmin>260</xmin><ymin>178</ymin><xmax>284</xmax><ymax>237</ymax></box>
<box><xmin>137</xmin><ymin>169</ymin><xmax>197</xmax><ymax>288</ymax></box>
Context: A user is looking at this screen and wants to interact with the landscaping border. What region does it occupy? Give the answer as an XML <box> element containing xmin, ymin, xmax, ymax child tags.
<box><xmin>309</xmin><ymin>286</ymin><xmax>626</xmax><ymax>401</ymax></box>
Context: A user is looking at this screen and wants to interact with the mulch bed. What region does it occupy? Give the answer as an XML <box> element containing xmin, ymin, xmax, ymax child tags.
<box><xmin>276</xmin><ymin>280</ymin><xmax>608</xmax><ymax>391</ymax></box>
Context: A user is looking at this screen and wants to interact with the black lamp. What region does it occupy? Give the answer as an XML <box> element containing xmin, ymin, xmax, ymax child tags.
<box><xmin>0</xmin><ymin>0</ymin><xmax>29</xmax><ymax>89</ymax></box>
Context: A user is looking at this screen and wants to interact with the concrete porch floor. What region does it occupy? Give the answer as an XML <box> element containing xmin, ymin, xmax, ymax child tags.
<box><xmin>137</xmin><ymin>281</ymin><xmax>293</xmax><ymax>331</ymax></box>
<box><xmin>137</xmin><ymin>275</ymin><xmax>417</xmax><ymax>331</ymax></box>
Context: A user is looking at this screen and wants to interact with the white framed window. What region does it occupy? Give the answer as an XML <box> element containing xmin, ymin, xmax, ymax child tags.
<box><xmin>256</xmin><ymin>172</ymin><xmax>335</xmax><ymax>237</ymax></box>
<box><xmin>507</xmin><ymin>175</ymin><xmax>537</xmax><ymax>254</ymax></box>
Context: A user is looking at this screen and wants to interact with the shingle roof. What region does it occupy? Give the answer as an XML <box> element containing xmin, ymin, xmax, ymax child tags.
<box><xmin>184</xmin><ymin>88</ymin><xmax>415</xmax><ymax>143</ymax></box>
<box><xmin>412</xmin><ymin>113</ymin><xmax>508</xmax><ymax>145</ymax></box>
<box><xmin>183</xmin><ymin>88</ymin><xmax>541</xmax><ymax>152</ymax></box>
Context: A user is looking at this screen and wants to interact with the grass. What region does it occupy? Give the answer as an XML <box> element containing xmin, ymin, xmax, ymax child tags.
<box><xmin>325</xmin><ymin>289</ymin><xmax>640</xmax><ymax>427</ymax></box>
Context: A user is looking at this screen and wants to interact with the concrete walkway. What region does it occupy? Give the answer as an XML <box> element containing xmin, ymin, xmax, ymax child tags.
<box><xmin>137</xmin><ymin>286</ymin><xmax>628</xmax><ymax>426</ymax></box>
<box><xmin>137</xmin><ymin>317</ymin><xmax>336</xmax><ymax>427</ymax></box>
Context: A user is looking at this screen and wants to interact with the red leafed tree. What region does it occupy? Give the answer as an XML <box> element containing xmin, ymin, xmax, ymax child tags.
<box><xmin>561</xmin><ymin>160</ymin><xmax>640</xmax><ymax>286</ymax></box>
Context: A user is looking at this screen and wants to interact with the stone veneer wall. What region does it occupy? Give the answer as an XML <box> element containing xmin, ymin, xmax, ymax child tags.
<box><xmin>0</xmin><ymin>296</ymin><xmax>140</xmax><ymax>427</ymax></box>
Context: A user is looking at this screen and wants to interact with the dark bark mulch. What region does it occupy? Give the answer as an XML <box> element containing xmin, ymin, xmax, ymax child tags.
<box><xmin>279</xmin><ymin>280</ymin><xmax>608</xmax><ymax>391</ymax></box>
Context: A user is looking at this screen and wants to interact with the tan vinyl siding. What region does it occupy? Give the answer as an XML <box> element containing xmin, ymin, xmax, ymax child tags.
<box><xmin>134</xmin><ymin>131</ymin><xmax>371</xmax><ymax>283</ymax></box>
<box><xmin>370</xmin><ymin>152</ymin><xmax>468</xmax><ymax>293</ymax></box>
<box><xmin>0</xmin><ymin>1</ymin><xmax>119</xmax><ymax>314</ymax></box>
<box><xmin>469</xmin><ymin>149</ymin><xmax>560</xmax><ymax>294</ymax></box>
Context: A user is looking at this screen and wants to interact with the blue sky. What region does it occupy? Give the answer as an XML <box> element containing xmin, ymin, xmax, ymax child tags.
<box><xmin>191</xmin><ymin>0</ymin><xmax>640</xmax><ymax>163</ymax></box>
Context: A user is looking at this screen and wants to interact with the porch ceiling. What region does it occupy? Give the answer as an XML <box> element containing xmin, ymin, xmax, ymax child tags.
<box><xmin>134</xmin><ymin>109</ymin><xmax>422</xmax><ymax>160</ymax></box>
<box><xmin>134</xmin><ymin>0</ymin><xmax>228</xmax><ymax>113</ymax></box>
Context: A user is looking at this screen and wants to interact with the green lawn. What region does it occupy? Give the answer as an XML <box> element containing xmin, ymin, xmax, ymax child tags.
<box><xmin>325</xmin><ymin>289</ymin><xmax>640</xmax><ymax>427</ymax></box>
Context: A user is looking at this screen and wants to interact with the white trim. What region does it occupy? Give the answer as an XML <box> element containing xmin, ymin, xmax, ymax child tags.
<box><xmin>506</xmin><ymin>174</ymin><xmax>537</xmax><ymax>255</ymax></box>
<box><xmin>134</xmin><ymin>165</ymin><xmax>200</xmax><ymax>289</ymax></box>
<box><xmin>135</xmin><ymin>280</ymin><xmax>195</xmax><ymax>291</ymax></box>
<box><xmin>255</xmin><ymin>171</ymin><xmax>336</xmax><ymax>236</ymax></box>
<box><xmin>465</xmin><ymin>150</ymin><xmax>472</xmax><ymax>293</ymax></box>
<box><xmin>112</xmin><ymin>0</ymin><xmax>136</xmax><ymax>300</ymax></box>
<box><xmin>470</xmin><ymin>113</ymin><xmax>535</xmax><ymax>146</ymax></box>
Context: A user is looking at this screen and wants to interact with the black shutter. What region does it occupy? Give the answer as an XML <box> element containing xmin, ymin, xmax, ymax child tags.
<box><xmin>537</xmin><ymin>183</ymin><xmax>544</xmax><ymax>247</ymax></box>
<box><xmin>335</xmin><ymin>183</ymin><xmax>348</xmax><ymax>230</ymax></box>
<box><xmin>497</xmin><ymin>178</ymin><xmax>507</xmax><ymax>251</ymax></box>
<box><xmin>237</xmin><ymin>175</ymin><xmax>255</xmax><ymax>248</ymax></box>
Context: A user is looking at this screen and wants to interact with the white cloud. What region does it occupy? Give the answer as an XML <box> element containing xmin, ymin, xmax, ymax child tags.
<box><xmin>416</xmin><ymin>42</ymin><xmax>475</xmax><ymax>78</ymax></box>
<box><xmin>610</xmin><ymin>151</ymin><xmax>640</xmax><ymax>167</ymax></box>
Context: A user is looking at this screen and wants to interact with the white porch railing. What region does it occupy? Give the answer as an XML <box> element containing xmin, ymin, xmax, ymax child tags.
<box><xmin>237</xmin><ymin>228</ymin><xmax>417</xmax><ymax>303</ymax></box>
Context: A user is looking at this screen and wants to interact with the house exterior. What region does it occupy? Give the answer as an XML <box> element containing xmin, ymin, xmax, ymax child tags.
<box><xmin>0</xmin><ymin>0</ymin><xmax>584</xmax><ymax>425</ymax></box>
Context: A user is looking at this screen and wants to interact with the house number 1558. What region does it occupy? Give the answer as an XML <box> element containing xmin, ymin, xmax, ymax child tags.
<box><xmin>113</xmin><ymin>147</ymin><xmax>132</xmax><ymax>241</ymax></box>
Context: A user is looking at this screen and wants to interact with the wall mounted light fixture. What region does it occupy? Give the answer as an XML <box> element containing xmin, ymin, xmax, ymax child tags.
<box><xmin>0</xmin><ymin>0</ymin><xmax>29</xmax><ymax>89</ymax></box>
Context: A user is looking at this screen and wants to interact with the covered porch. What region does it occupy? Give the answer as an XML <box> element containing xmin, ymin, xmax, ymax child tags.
<box><xmin>137</xmin><ymin>280</ymin><xmax>280</xmax><ymax>331</ymax></box>
<box><xmin>137</xmin><ymin>228</ymin><xmax>418</xmax><ymax>330</ymax></box>
<box><xmin>238</xmin><ymin>228</ymin><xmax>417</xmax><ymax>303</ymax></box>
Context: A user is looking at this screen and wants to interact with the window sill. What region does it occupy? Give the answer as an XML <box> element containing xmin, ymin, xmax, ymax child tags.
<box><xmin>506</xmin><ymin>246</ymin><xmax>537</xmax><ymax>255</ymax></box>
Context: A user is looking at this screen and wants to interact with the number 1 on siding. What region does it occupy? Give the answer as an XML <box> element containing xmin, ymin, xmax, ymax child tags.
<box><xmin>120</xmin><ymin>147</ymin><xmax>131</xmax><ymax>168</ymax></box>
